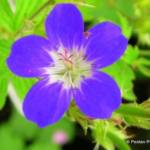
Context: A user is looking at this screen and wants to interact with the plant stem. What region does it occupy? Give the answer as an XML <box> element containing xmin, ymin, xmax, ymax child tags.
<box><xmin>93</xmin><ymin>143</ymin><xmax>99</xmax><ymax>150</ymax></box>
<box><xmin>8</xmin><ymin>83</ymin><xmax>24</xmax><ymax>115</ymax></box>
<box><xmin>14</xmin><ymin>0</ymin><xmax>54</xmax><ymax>38</ymax></box>
<box><xmin>30</xmin><ymin>0</ymin><xmax>55</xmax><ymax>20</ymax></box>
<box><xmin>8</xmin><ymin>0</ymin><xmax>16</xmax><ymax>13</ymax></box>
<box><xmin>140</xmin><ymin>50</ymin><xmax>150</xmax><ymax>56</ymax></box>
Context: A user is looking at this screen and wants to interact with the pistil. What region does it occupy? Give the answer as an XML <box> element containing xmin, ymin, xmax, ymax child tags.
<box><xmin>46</xmin><ymin>49</ymin><xmax>92</xmax><ymax>88</ymax></box>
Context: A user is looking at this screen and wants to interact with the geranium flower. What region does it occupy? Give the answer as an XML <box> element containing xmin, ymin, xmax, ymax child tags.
<box><xmin>7</xmin><ymin>4</ymin><xmax>128</xmax><ymax>127</ymax></box>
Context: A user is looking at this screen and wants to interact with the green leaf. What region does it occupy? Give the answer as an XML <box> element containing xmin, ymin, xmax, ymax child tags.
<box><xmin>0</xmin><ymin>39</ymin><xmax>12</xmax><ymax>109</ymax></box>
<box><xmin>138</xmin><ymin>65</ymin><xmax>150</xmax><ymax>77</ymax></box>
<box><xmin>0</xmin><ymin>56</ymin><xmax>9</xmax><ymax>109</ymax></box>
<box><xmin>14</xmin><ymin>0</ymin><xmax>51</xmax><ymax>31</ymax></box>
<box><xmin>116</xmin><ymin>0</ymin><xmax>135</xmax><ymax>18</ymax></box>
<box><xmin>117</xmin><ymin>102</ymin><xmax>150</xmax><ymax>129</ymax></box>
<box><xmin>11</xmin><ymin>76</ymin><xmax>36</xmax><ymax>100</ymax></box>
<box><xmin>80</xmin><ymin>0</ymin><xmax>134</xmax><ymax>25</ymax></box>
<box><xmin>116</xmin><ymin>104</ymin><xmax>150</xmax><ymax>118</ymax></box>
<box><xmin>0</xmin><ymin>125</ymin><xmax>23</xmax><ymax>150</ymax></box>
<box><xmin>32</xmin><ymin>5</ymin><xmax>53</xmax><ymax>36</ymax></box>
<box><xmin>0</xmin><ymin>0</ymin><xmax>14</xmax><ymax>32</ymax></box>
<box><xmin>10</xmin><ymin>110</ymin><xmax>74</xmax><ymax>145</ymax></box>
<box><xmin>93</xmin><ymin>121</ymin><xmax>130</xmax><ymax>150</ymax></box>
<box><xmin>37</xmin><ymin>117</ymin><xmax>75</xmax><ymax>144</ymax></box>
<box><xmin>103</xmin><ymin>60</ymin><xmax>136</xmax><ymax>101</ymax></box>
<box><xmin>138</xmin><ymin>58</ymin><xmax>150</xmax><ymax>66</ymax></box>
<box><xmin>28</xmin><ymin>142</ymin><xmax>60</xmax><ymax>150</ymax></box>
<box><xmin>140</xmin><ymin>99</ymin><xmax>150</xmax><ymax>108</ymax></box>
<box><xmin>79</xmin><ymin>0</ymin><xmax>97</xmax><ymax>21</ymax></box>
<box><xmin>140</xmin><ymin>50</ymin><xmax>150</xmax><ymax>57</ymax></box>
<box><xmin>0</xmin><ymin>75</ymin><xmax>8</xmax><ymax>109</ymax></box>
<box><xmin>118</xmin><ymin>15</ymin><xmax>132</xmax><ymax>38</ymax></box>
<box><xmin>68</xmin><ymin>101</ymin><xmax>89</xmax><ymax>134</ymax></box>
<box><xmin>81</xmin><ymin>0</ymin><xmax>119</xmax><ymax>23</ymax></box>
<box><xmin>93</xmin><ymin>121</ymin><xmax>115</xmax><ymax>150</ymax></box>
<box><xmin>124</xmin><ymin>116</ymin><xmax>150</xmax><ymax>129</ymax></box>
<box><xmin>122</xmin><ymin>45</ymin><xmax>139</xmax><ymax>64</ymax></box>
<box><xmin>10</xmin><ymin>111</ymin><xmax>39</xmax><ymax>139</ymax></box>
<box><xmin>108</xmin><ymin>131</ymin><xmax>131</xmax><ymax>150</ymax></box>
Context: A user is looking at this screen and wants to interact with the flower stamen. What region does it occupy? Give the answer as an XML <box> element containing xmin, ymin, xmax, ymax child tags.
<box><xmin>46</xmin><ymin>48</ymin><xmax>92</xmax><ymax>88</ymax></box>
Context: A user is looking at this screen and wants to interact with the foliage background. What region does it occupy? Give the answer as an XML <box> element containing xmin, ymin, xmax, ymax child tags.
<box><xmin>0</xmin><ymin>0</ymin><xmax>150</xmax><ymax>150</ymax></box>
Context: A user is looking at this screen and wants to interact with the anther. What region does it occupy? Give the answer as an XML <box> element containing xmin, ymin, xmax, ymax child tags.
<box><xmin>84</xmin><ymin>31</ymin><xmax>91</xmax><ymax>39</ymax></box>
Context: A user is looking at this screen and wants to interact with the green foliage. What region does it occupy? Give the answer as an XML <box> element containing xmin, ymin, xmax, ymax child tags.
<box><xmin>37</xmin><ymin>117</ymin><xmax>75</xmax><ymax>144</ymax></box>
<box><xmin>11</xmin><ymin>76</ymin><xmax>36</xmax><ymax>100</ymax></box>
<box><xmin>10</xmin><ymin>111</ymin><xmax>39</xmax><ymax>139</ymax></box>
<box><xmin>93</xmin><ymin>101</ymin><xmax>150</xmax><ymax>149</ymax></box>
<box><xmin>9</xmin><ymin>110</ymin><xmax>75</xmax><ymax>142</ymax></box>
<box><xmin>0</xmin><ymin>0</ymin><xmax>53</xmax><ymax>38</ymax></box>
<box><xmin>115</xmin><ymin>0</ymin><xmax>134</xmax><ymax>17</ymax></box>
<box><xmin>0</xmin><ymin>125</ymin><xmax>24</xmax><ymax>150</ymax></box>
<box><xmin>79</xmin><ymin>0</ymin><xmax>134</xmax><ymax>32</ymax></box>
<box><xmin>0</xmin><ymin>0</ymin><xmax>53</xmax><ymax>106</ymax></box>
<box><xmin>67</xmin><ymin>101</ymin><xmax>89</xmax><ymax>134</ymax></box>
<box><xmin>122</xmin><ymin>45</ymin><xmax>139</xmax><ymax>64</ymax></box>
<box><xmin>0</xmin><ymin>75</ymin><xmax>9</xmax><ymax>109</ymax></box>
<box><xmin>103</xmin><ymin>60</ymin><xmax>136</xmax><ymax>101</ymax></box>
<box><xmin>0</xmin><ymin>39</ymin><xmax>12</xmax><ymax>109</ymax></box>
<box><xmin>80</xmin><ymin>0</ymin><xmax>121</xmax><ymax>23</ymax></box>
<box><xmin>124</xmin><ymin>116</ymin><xmax>150</xmax><ymax>129</ymax></box>
<box><xmin>116</xmin><ymin>102</ymin><xmax>150</xmax><ymax>129</ymax></box>
<box><xmin>28</xmin><ymin>143</ymin><xmax>60</xmax><ymax>150</ymax></box>
<box><xmin>0</xmin><ymin>0</ymin><xmax>14</xmax><ymax>32</ymax></box>
<box><xmin>107</xmin><ymin>131</ymin><xmax>131</xmax><ymax>150</ymax></box>
<box><xmin>116</xmin><ymin>103</ymin><xmax>150</xmax><ymax>118</ymax></box>
<box><xmin>0</xmin><ymin>109</ymin><xmax>74</xmax><ymax>150</ymax></box>
<box><xmin>93</xmin><ymin>121</ymin><xmax>131</xmax><ymax>150</ymax></box>
<box><xmin>118</xmin><ymin>15</ymin><xmax>132</xmax><ymax>38</ymax></box>
<box><xmin>135</xmin><ymin>56</ymin><xmax>150</xmax><ymax>78</ymax></box>
<box><xmin>14</xmin><ymin>0</ymin><xmax>49</xmax><ymax>31</ymax></box>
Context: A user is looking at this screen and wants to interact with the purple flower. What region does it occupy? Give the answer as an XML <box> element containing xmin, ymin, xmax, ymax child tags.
<box><xmin>7</xmin><ymin>4</ymin><xmax>128</xmax><ymax>127</ymax></box>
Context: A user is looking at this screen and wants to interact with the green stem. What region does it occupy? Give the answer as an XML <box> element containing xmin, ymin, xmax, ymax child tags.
<box><xmin>138</xmin><ymin>65</ymin><xmax>150</xmax><ymax>77</ymax></box>
<box><xmin>30</xmin><ymin>0</ymin><xmax>54</xmax><ymax>20</ymax></box>
<box><xmin>15</xmin><ymin>0</ymin><xmax>54</xmax><ymax>37</ymax></box>
<box><xmin>138</xmin><ymin>58</ymin><xmax>150</xmax><ymax>66</ymax></box>
<box><xmin>8</xmin><ymin>82</ymin><xmax>23</xmax><ymax>115</ymax></box>
<box><xmin>140</xmin><ymin>50</ymin><xmax>150</xmax><ymax>56</ymax></box>
<box><xmin>93</xmin><ymin>143</ymin><xmax>100</xmax><ymax>150</ymax></box>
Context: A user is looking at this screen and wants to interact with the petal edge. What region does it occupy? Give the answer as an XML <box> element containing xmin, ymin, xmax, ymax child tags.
<box><xmin>23</xmin><ymin>80</ymin><xmax>71</xmax><ymax>127</ymax></box>
<box><xmin>73</xmin><ymin>71</ymin><xmax>121</xmax><ymax>119</ymax></box>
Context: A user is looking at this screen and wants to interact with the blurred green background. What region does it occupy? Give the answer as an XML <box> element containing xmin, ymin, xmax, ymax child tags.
<box><xmin>0</xmin><ymin>0</ymin><xmax>150</xmax><ymax>150</ymax></box>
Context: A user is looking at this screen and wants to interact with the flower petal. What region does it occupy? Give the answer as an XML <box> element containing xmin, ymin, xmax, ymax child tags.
<box><xmin>73</xmin><ymin>71</ymin><xmax>121</xmax><ymax>119</ymax></box>
<box><xmin>45</xmin><ymin>4</ymin><xmax>84</xmax><ymax>50</ymax></box>
<box><xmin>7</xmin><ymin>35</ymin><xmax>53</xmax><ymax>77</ymax></box>
<box><xmin>23</xmin><ymin>79</ymin><xmax>71</xmax><ymax>127</ymax></box>
<box><xmin>84</xmin><ymin>22</ymin><xmax>128</xmax><ymax>68</ymax></box>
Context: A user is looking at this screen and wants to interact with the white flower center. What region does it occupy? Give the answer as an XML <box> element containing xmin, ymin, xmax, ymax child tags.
<box><xmin>44</xmin><ymin>48</ymin><xmax>92</xmax><ymax>89</ymax></box>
